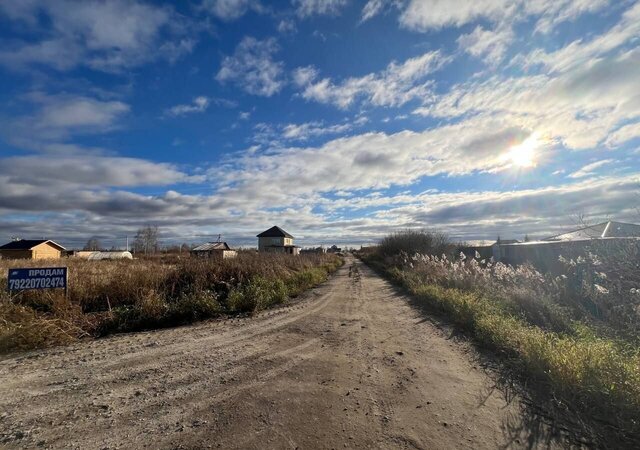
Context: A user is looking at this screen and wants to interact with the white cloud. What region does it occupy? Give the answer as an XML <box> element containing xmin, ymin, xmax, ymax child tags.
<box><xmin>292</xmin><ymin>66</ymin><xmax>319</xmax><ymax>86</ymax></box>
<box><xmin>361</xmin><ymin>0</ymin><xmax>404</xmax><ymax>21</ymax></box>
<box><xmin>0</xmin><ymin>38</ymin><xmax>83</xmax><ymax>71</ymax></box>
<box><xmin>201</xmin><ymin>0</ymin><xmax>260</xmax><ymax>20</ymax></box>
<box><xmin>37</xmin><ymin>98</ymin><xmax>128</xmax><ymax>131</ymax></box>
<box><xmin>282</xmin><ymin>121</ymin><xmax>352</xmax><ymax>141</ymax></box>
<box><xmin>277</xmin><ymin>19</ymin><xmax>297</xmax><ymax>34</ymax></box>
<box><xmin>2</xmin><ymin>152</ymin><xmax>637</xmax><ymax>243</ymax></box>
<box><xmin>295</xmin><ymin>50</ymin><xmax>448</xmax><ymax>109</ymax></box>
<box><xmin>221</xmin><ymin>115</ymin><xmax>537</xmax><ymax>210</ymax></box>
<box><xmin>457</xmin><ymin>26</ymin><xmax>514</xmax><ymax>65</ymax></box>
<box><xmin>4</xmin><ymin>93</ymin><xmax>130</xmax><ymax>146</ymax></box>
<box><xmin>414</xmin><ymin>3</ymin><xmax>640</xmax><ymax>154</ymax></box>
<box><xmin>399</xmin><ymin>0</ymin><xmax>610</xmax><ymax>32</ymax></box>
<box><xmin>216</xmin><ymin>37</ymin><xmax>285</xmax><ymax>97</ymax></box>
<box><xmin>531</xmin><ymin>0</ymin><xmax>611</xmax><ymax>34</ymax></box>
<box><xmin>361</xmin><ymin>0</ymin><xmax>388</xmax><ymax>21</ymax></box>
<box><xmin>401</xmin><ymin>0</ymin><xmax>509</xmax><ymax>31</ymax></box>
<box><xmin>568</xmin><ymin>159</ymin><xmax>616</xmax><ymax>178</ymax></box>
<box><xmin>415</xmin><ymin>45</ymin><xmax>640</xmax><ymax>150</ymax></box>
<box><xmin>293</xmin><ymin>0</ymin><xmax>348</xmax><ymax>18</ymax></box>
<box><xmin>520</xmin><ymin>2</ymin><xmax>640</xmax><ymax>74</ymax></box>
<box><xmin>0</xmin><ymin>106</ymin><xmax>636</xmax><ymax>243</ymax></box>
<box><xmin>0</xmin><ymin>0</ymin><xmax>193</xmax><ymax>72</ymax></box>
<box><xmin>163</xmin><ymin>96</ymin><xmax>238</xmax><ymax>118</ymax></box>
<box><xmin>360</xmin><ymin>174</ymin><xmax>640</xmax><ymax>240</ymax></box>
<box><xmin>166</xmin><ymin>96</ymin><xmax>211</xmax><ymax>117</ymax></box>
<box><xmin>251</xmin><ymin>118</ymin><xmax>363</xmax><ymax>146</ymax></box>
<box><xmin>605</xmin><ymin>122</ymin><xmax>640</xmax><ymax>148</ymax></box>
<box><xmin>0</xmin><ymin>155</ymin><xmax>197</xmax><ymax>188</ymax></box>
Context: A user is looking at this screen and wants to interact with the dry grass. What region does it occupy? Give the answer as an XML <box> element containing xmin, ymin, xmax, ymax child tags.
<box><xmin>0</xmin><ymin>252</ymin><xmax>342</xmax><ymax>353</ymax></box>
<box><xmin>362</xmin><ymin>231</ymin><xmax>640</xmax><ymax>446</ymax></box>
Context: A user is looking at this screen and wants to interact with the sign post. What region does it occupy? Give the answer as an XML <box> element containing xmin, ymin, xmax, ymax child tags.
<box><xmin>7</xmin><ymin>267</ymin><xmax>68</xmax><ymax>297</ymax></box>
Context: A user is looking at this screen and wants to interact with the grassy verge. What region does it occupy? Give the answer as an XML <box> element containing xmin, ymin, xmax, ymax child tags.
<box><xmin>0</xmin><ymin>253</ymin><xmax>342</xmax><ymax>353</ymax></box>
<box><xmin>362</xmin><ymin>254</ymin><xmax>640</xmax><ymax>447</ymax></box>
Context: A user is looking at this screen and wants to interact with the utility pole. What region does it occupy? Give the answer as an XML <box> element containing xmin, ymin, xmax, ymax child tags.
<box><xmin>126</xmin><ymin>235</ymin><xmax>129</xmax><ymax>252</ymax></box>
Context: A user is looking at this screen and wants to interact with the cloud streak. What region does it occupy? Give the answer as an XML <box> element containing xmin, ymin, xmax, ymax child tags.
<box><xmin>399</xmin><ymin>0</ymin><xmax>610</xmax><ymax>33</ymax></box>
<box><xmin>294</xmin><ymin>50</ymin><xmax>448</xmax><ymax>108</ymax></box>
<box><xmin>0</xmin><ymin>0</ymin><xmax>194</xmax><ymax>72</ymax></box>
<box><xmin>293</xmin><ymin>0</ymin><xmax>348</xmax><ymax>18</ymax></box>
<box><xmin>216</xmin><ymin>37</ymin><xmax>285</xmax><ymax>96</ymax></box>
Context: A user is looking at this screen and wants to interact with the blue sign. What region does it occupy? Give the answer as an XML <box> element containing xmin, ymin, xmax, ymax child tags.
<box><xmin>7</xmin><ymin>267</ymin><xmax>68</xmax><ymax>292</ymax></box>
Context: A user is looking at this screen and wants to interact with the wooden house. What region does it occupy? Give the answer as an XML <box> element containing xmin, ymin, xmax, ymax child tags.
<box><xmin>0</xmin><ymin>239</ymin><xmax>66</xmax><ymax>260</ymax></box>
<box><xmin>191</xmin><ymin>242</ymin><xmax>237</xmax><ymax>259</ymax></box>
<box><xmin>257</xmin><ymin>226</ymin><xmax>300</xmax><ymax>255</ymax></box>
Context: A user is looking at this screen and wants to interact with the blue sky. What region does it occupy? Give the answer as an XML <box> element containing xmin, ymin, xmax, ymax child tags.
<box><xmin>0</xmin><ymin>0</ymin><xmax>639</xmax><ymax>249</ymax></box>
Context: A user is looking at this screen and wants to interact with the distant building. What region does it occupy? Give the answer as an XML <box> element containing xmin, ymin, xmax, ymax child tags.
<box><xmin>191</xmin><ymin>242</ymin><xmax>238</xmax><ymax>260</ymax></box>
<box><xmin>491</xmin><ymin>239</ymin><xmax>520</xmax><ymax>261</ymax></box>
<box><xmin>327</xmin><ymin>245</ymin><xmax>342</xmax><ymax>253</ymax></box>
<box><xmin>257</xmin><ymin>226</ymin><xmax>300</xmax><ymax>255</ymax></box>
<box><xmin>71</xmin><ymin>251</ymin><xmax>133</xmax><ymax>260</ymax></box>
<box><xmin>490</xmin><ymin>221</ymin><xmax>640</xmax><ymax>272</ymax></box>
<box><xmin>301</xmin><ymin>246</ymin><xmax>326</xmax><ymax>254</ymax></box>
<box><xmin>0</xmin><ymin>239</ymin><xmax>66</xmax><ymax>260</ymax></box>
<box><xmin>542</xmin><ymin>221</ymin><xmax>640</xmax><ymax>241</ymax></box>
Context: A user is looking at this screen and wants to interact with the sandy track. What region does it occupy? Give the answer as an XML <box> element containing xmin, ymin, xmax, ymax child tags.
<box><xmin>0</xmin><ymin>257</ymin><xmax>563</xmax><ymax>449</ymax></box>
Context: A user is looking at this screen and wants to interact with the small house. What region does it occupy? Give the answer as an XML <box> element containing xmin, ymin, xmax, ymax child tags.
<box><xmin>257</xmin><ymin>226</ymin><xmax>300</xmax><ymax>255</ymax></box>
<box><xmin>191</xmin><ymin>242</ymin><xmax>237</xmax><ymax>259</ymax></box>
<box><xmin>0</xmin><ymin>239</ymin><xmax>66</xmax><ymax>260</ymax></box>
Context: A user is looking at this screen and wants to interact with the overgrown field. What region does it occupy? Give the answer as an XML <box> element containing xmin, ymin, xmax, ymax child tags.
<box><xmin>361</xmin><ymin>230</ymin><xmax>640</xmax><ymax>446</ymax></box>
<box><xmin>0</xmin><ymin>252</ymin><xmax>342</xmax><ymax>353</ymax></box>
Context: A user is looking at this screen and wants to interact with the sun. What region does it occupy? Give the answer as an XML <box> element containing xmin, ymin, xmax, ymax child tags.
<box><xmin>507</xmin><ymin>133</ymin><xmax>539</xmax><ymax>168</ymax></box>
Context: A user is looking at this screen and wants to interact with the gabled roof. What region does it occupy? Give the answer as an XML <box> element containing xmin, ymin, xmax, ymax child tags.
<box><xmin>0</xmin><ymin>239</ymin><xmax>66</xmax><ymax>251</ymax></box>
<box><xmin>543</xmin><ymin>221</ymin><xmax>640</xmax><ymax>241</ymax></box>
<box><xmin>192</xmin><ymin>242</ymin><xmax>232</xmax><ymax>251</ymax></box>
<box><xmin>257</xmin><ymin>226</ymin><xmax>294</xmax><ymax>238</ymax></box>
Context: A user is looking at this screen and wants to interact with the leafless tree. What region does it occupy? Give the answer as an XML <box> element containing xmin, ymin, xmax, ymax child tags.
<box><xmin>83</xmin><ymin>237</ymin><xmax>102</xmax><ymax>251</ymax></box>
<box><xmin>133</xmin><ymin>225</ymin><xmax>159</xmax><ymax>255</ymax></box>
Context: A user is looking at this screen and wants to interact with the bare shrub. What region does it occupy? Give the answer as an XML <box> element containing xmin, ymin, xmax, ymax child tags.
<box><xmin>379</xmin><ymin>229</ymin><xmax>454</xmax><ymax>258</ymax></box>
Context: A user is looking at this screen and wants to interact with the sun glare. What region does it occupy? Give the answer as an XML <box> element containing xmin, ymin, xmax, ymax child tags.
<box><xmin>507</xmin><ymin>133</ymin><xmax>539</xmax><ymax>168</ymax></box>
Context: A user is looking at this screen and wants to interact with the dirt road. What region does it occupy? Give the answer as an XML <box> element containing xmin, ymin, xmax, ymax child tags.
<box><xmin>0</xmin><ymin>257</ymin><xmax>562</xmax><ymax>449</ymax></box>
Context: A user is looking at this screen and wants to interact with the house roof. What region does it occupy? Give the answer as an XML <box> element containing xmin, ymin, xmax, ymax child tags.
<box><xmin>0</xmin><ymin>239</ymin><xmax>66</xmax><ymax>251</ymax></box>
<box><xmin>543</xmin><ymin>221</ymin><xmax>640</xmax><ymax>241</ymax></box>
<box><xmin>192</xmin><ymin>242</ymin><xmax>232</xmax><ymax>251</ymax></box>
<box><xmin>257</xmin><ymin>226</ymin><xmax>294</xmax><ymax>238</ymax></box>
